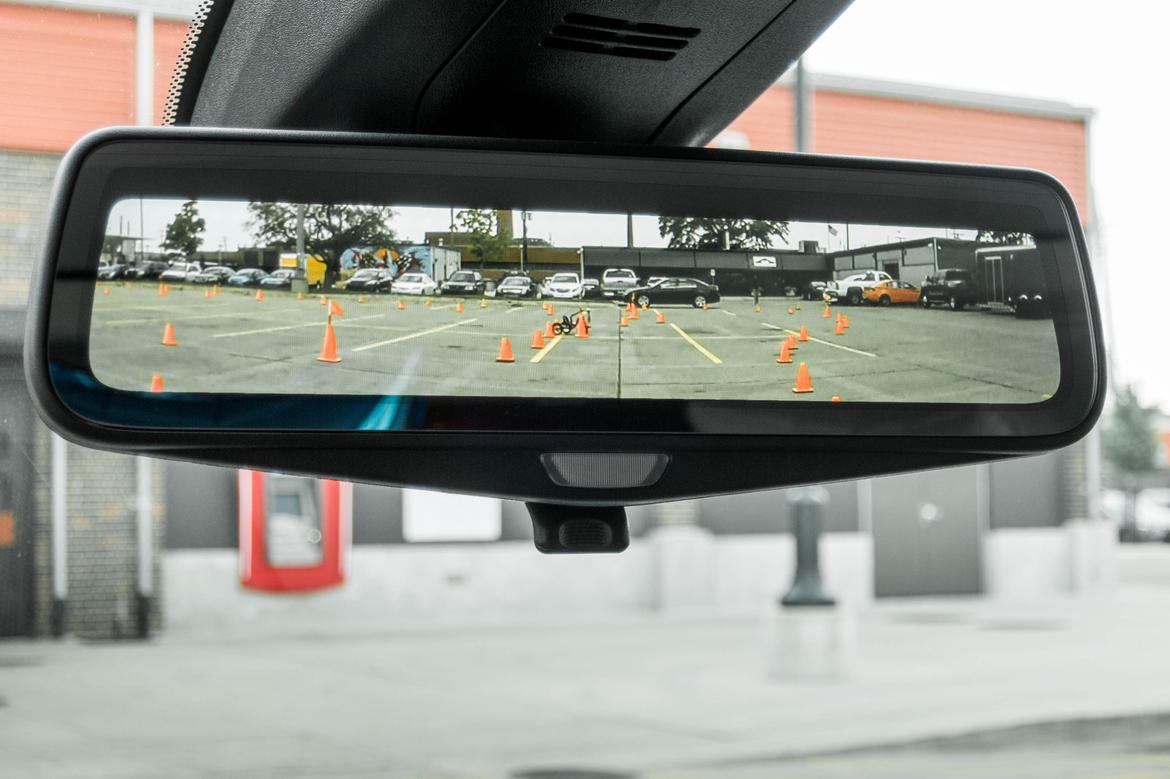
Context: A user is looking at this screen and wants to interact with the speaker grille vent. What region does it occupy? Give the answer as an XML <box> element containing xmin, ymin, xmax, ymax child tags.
<box><xmin>541</xmin><ymin>453</ymin><xmax>669</xmax><ymax>489</ymax></box>
<box><xmin>541</xmin><ymin>13</ymin><xmax>700</xmax><ymax>62</ymax></box>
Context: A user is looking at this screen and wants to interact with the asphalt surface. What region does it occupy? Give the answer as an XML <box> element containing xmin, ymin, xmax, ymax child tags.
<box><xmin>89</xmin><ymin>282</ymin><xmax>1060</xmax><ymax>403</ymax></box>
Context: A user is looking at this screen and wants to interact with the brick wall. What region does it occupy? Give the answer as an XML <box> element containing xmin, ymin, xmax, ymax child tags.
<box><xmin>0</xmin><ymin>149</ymin><xmax>60</xmax><ymax>305</ymax></box>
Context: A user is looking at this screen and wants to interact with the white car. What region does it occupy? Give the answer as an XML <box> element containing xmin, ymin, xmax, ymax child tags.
<box><xmin>824</xmin><ymin>270</ymin><xmax>894</xmax><ymax>305</ymax></box>
<box><xmin>1103</xmin><ymin>488</ymin><xmax>1170</xmax><ymax>541</ymax></box>
<box><xmin>158</xmin><ymin>261</ymin><xmax>202</xmax><ymax>283</ymax></box>
<box><xmin>390</xmin><ymin>272</ymin><xmax>438</xmax><ymax>295</ymax></box>
<box><xmin>600</xmin><ymin>267</ymin><xmax>640</xmax><ymax>298</ymax></box>
<box><xmin>541</xmin><ymin>272</ymin><xmax>584</xmax><ymax>299</ymax></box>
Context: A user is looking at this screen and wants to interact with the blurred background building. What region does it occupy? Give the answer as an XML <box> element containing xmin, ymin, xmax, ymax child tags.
<box><xmin>0</xmin><ymin>0</ymin><xmax>1111</xmax><ymax>641</ymax></box>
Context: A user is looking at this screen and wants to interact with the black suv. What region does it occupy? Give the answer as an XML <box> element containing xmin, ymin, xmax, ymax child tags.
<box><xmin>440</xmin><ymin>270</ymin><xmax>487</xmax><ymax>296</ymax></box>
<box><xmin>921</xmin><ymin>268</ymin><xmax>978</xmax><ymax>310</ymax></box>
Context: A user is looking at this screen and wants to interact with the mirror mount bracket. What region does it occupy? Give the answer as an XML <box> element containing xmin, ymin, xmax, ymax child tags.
<box><xmin>527</xmin><ymin>503</ymin><xmax>629</xmax><ymax>554</ymax></box>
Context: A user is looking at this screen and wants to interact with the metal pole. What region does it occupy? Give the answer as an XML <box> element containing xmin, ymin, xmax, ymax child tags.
<box><xmin>781</xmin><ymin>487</ymin><xmax>835</xmax><ymax>607</ymax></box>
<box><xmin>135</xmin><ymin>457</ymin><xmax>154</xmax><ymax>638</ymax></box>
<box><xmin>51</xmin><ymin>435</ymin><xmax>67</xmax><ymax>637</ymax></box>
<box><xmin>521</xmin><ymin>210</ymin><xmax>528</xmax><ymax>272</ymax></box>
<box><xmin>794</xmin><ymin>59</ymin><xmax>810</xmax><ymax>154</ymax></box>
<box><xmin>626</xmin><ymin>213</ymin><xmax>635</xmax><ymax>248</ymax></box>
<box><xmin>296</xmin><ymin>203</ymin><xmax>307</xmax><ymax>273</ymax></box>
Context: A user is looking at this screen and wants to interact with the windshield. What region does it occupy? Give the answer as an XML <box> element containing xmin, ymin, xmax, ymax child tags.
<box><xmin>3</xmin><ymin>2</ymin><xmax>1169</xmax><ymax>778</ymax></box>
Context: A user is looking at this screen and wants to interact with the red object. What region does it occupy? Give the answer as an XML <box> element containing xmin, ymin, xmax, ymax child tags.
<box><xmin>237</xmin><ymin>470</ymin><xmax>351</xmax><ymax>592</ymax></box>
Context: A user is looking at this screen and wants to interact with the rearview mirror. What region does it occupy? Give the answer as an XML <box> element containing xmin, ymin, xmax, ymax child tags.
<box><xmin>25</xmin><ymin>127</ymin><xmax>1104</xmax><ymax>504</ymax></box>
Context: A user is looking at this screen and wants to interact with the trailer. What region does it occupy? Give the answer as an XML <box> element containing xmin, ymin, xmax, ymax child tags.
<box><xmin>397</xmin><ymin>244</ymin><xmax>462</xmax><ymax>283</ymax></box>
<box><xmin>974</xmin><ymin>245</ymin><xmax>1048</xmax><ymax>317</ymax></box>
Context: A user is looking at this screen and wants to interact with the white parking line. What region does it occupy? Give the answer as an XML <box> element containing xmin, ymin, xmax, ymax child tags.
<box><xmin>762</xmin><ymin>322</ymin><xmax>878</xmax><ymax>357</ymax></box>
<box><xmin>669</xmin><ymin>323</ymin><xmax>723</xmax><ymax>365</ymax></box>
<box><xmin>719</xmin><ymin>309</ymin><xmax>737</xmax><ymax>317</ymax></box>
<box><xmin>351</xmin><ymin>318</ymin><xmax>478</xmax><ymax>352</ymax></box>
<box><xmin>214</xmin><ymin>313</ymin><xmax>385</xmax><ymax>338</ymax></box>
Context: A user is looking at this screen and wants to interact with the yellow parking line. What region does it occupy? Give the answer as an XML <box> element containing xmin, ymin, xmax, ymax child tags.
<box><xmin>762</xmin><ymin>322</ymin><xmax>878</xmax><ymax>358</ymax></box>
<box><xmin>530</xmin><ymin>335</ymin><xmax>564</xmax><ymax>363</ymax></box>
<box><xmin>669</xmin><ymin>323</ymin><xmax>722</xmax><ymax>365</ymax></box>
<box><xmin>214</xmin><ymin>313</ymin><xmax>385</xmax><ymax>338</ymax></box>
<box><xmin>351</xmin><ymin>318</ymin><xmax>478</xmax><ymax>352</ymax></box>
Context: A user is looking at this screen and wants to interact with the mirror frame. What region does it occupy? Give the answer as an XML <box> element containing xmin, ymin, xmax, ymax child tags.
<box><xmin>25</xmin><ymin>128</ymin><xmax>1106</xmax><ymax>504</ymax></box>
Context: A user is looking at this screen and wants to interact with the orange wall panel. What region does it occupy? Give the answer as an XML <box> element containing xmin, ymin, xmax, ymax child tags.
<box><xmin>0</xmin><ymin>4</ymin><xmax>134</xmax><ymax>151</ymax></box>
<box><xmin>726</xmin><ymin>86</ymin><xmax>1089</xmax><ymax>221</ymax></box>
<box><xmin>153</xmin><ymin>19</ymin><xmax>189</xmax><ymax>125</ymax></box>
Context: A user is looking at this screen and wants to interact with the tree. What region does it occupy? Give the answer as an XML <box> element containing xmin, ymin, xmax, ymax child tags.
<box><xmin>455</xmin><ymin>208</ymin><xmax>509</xmax><ymax>266</ymax></box>
<box><xmin>247</xmin><ymin>203</ymin><xmax>396</xmax><ymax>286</ymax></box>
<box><xmin>976</xmin><ymin>230</ymin><xmax>1034</xmax><ymax>245</ymax></box>
<box><xmin>1102</xmin><ymin>384</ymin><xmax>1162</xmax><ymax>538</ymax></box>
<box><xmin>657</xmin><ymin>217</ymin><xmax>789</xmax><ymax>250</ymax></box>
<box><xmin>161</xmin><ymin>200</ymin><xmax>206</xmax><ymax>258</ymax></box>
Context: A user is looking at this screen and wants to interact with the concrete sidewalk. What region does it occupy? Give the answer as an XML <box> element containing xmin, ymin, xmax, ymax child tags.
<box><xmin>3</xmin><ymin>587</ymin><xmax>1170</xmax><ymax>778</ymax></box>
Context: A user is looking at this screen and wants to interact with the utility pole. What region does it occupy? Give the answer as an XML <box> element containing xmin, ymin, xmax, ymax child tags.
<box><xmin>520</xmin><ymin>210</ymin><xmax>529</xmax><ymax>272</ymax></box>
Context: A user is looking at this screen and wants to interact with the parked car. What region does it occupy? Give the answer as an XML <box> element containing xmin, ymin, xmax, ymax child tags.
<box><xmin>920</xmin><ymin>268</ymin><xmax>978</xmax><ymax>310</ymax></box>
<box><xmin>391</xmin><ymin>272</ymin><xmax>438</xmax><ymax>295</ymax></box>
<box><xmin>582</xmin><ymin>278</ymin><xmax>601</xmax><ymax>298</ymax></box>
<box><xmin>439</xmin><ymin>269</ymin><xmax>487</xmax><ymax>296</ymax></box>
<box><xmin>600</xmin><ymin>268</ymin><xmax>640</xmax><ymax>299</ymax></box>
<box><xmin>1102</xmin><ymin>488</ymin><xmax>1170</xmax><ymax>542</ymax></box>
<box><xmin>342</xmin><ymin>267</ymin><xmax>393</xmax><ymax>293</ymax></box>
<box><xmin>626</xmin><ymin>277</ymin><xmax>720</xmax><ymax>308</ymax></box>
<box><xmin>494</xmin><ymin>273</ymin><xmax>540</xmax><ymax>299</ymax></box>
<box><xmin>802</xmin><ymin>280</ymin><xmax>828</xmax><ymax>300</ymax></box>
<box><xmin>227</xmin><ymin>267</ymin><xmax>269</xmax><ymax>287</ymax></box>
<box><xmin>541</xmin><ymin>272</ymin><xmax>584</xmax><ymax>300</ymax></box>
<box><xmin>823</xmin><ymin>270</ymin><xmax>893</xmax><ymax>305</ymax></box>
<box><xmin>96</xmin><ymin>262</ymin><xmax>126</xmax><ymax>280</ymax></box>
<box><xmin>863</xmin><ymin>280</ymin><xmax>922</xmax><ymax>306</ymax></box>
<box><xmin>259</xmin><ymin>268</ymin><xmax>302</xmax><ymax>289</ymax></box>
<box><xmin>190</xmin><ymin>265</ymin><xmax>236</xmax><ymax>284</ymax></box>
<box><xmin>124</xmin><ymin>260</ymin><xmax>169</xmax><ymax>279</ymax></box>
<box><xmin>159</xmin><ymin>261</ymin><xmax>202</xmax><ymax>283</ymax></box>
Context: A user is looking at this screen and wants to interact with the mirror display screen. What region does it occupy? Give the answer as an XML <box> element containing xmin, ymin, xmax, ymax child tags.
<box><xmin>89</xmin><ymin>198</ymin><xmax>1058</xmax><ymax>405</ymax></box>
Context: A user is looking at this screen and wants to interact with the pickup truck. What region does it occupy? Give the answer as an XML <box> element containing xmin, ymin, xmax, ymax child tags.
<box><xmin>824</xmin><ymin>270</ymin><xmax>894</xmax><ymax>305</ymax></box>
<box><xmin>920</xmin><ymin>268</ymin><xmax>978</xmax><ymax>310</ymax></box>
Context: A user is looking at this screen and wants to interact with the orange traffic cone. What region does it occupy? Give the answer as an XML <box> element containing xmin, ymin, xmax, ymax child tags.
<box><xmin>626</xmin><ymin>301</ymin><xmax>634</xmax><ymax>314</ymax></box>
<box><xmin>159</xmin><ymin>283</ymin><xmax>169</xmax><ymax>296</ymax></box>
<box><xmin>576</xmin><ymin>314</ymin><xmax>591</xmax><ymax>339</ymax></box>
<box><xmin>397</xmin><ymin>300</ymin><xmax>406</xmax><ymax>310</ymax></box>
<box><xmin>103</xmin><ymin>287</ymin><xmax>112</xmax><ymax>296</ymax></box>
<box><xmin>703</xmin><ymin>303</ymin><xmax>710</xmax><ymax>311</ymax></box>
<box><xmin>213</xmin><ymin>285</ymin><xmax>220</xmax><ymax>296</ymax></box>
<box><xmin>455</xmin><ymin>301</ymin><xmax>465</xmax><ymax>313</ymax></box>
<box><xmin>620</xmin><ymin>315</ymin><xmax>629</xmax><ymax>328</ymax></box>
<box><xmin>316</xmin><ymin>317</ymin><xmax>341</xmax><ymax>363</ymax></box>
<box><xmin>786</xmin><ymin>333</ymin><xmax>799</xmax><ymax>351</ymax></box>
<box><xmin>630</xmin><ymin>305</ymin><xmax>640</xmax><ymax>320</ymax></box>
<box><xmin>655</xmin><ymin>311</ymin><xmax>666</xmax><ymax>324</ymax></box>
<box><xmin>543</xmin><ymin>321</ymin><xmax>557</xmax><ymax>339</ymax></box>
<box><xmin>480</xmin><ymin>299</ymin><xmax>488</xmax><ymax>309</ymax></box>
<box><xmin>425</xmin><ymin>298</ymin><xmax>434</xmax><ymax>307</ymax></box>
<box><xmin>641</xmin><ymin>302</ymin><xmax>649</xmax><ymax>311</ymax></box>
<box><xmin>546</xmin><ymin>303</ymin><xmax>555</xmax><ymax>316</ymax></box>
<box><xmin>823</xmin><ymin>305</ymin><xmax>831</xmax><ymax>318</ymax></box>
<box><xmin>843</xmin><ymin>314</ymin><xmax>851</xmax><ymax>329</ymax></box>
<box><xmin>256</xmin><ymin>290</ymin><xmax>265</xmax><ymax>301</ymax></box>
<box><xmin>531</xmin><ymin>329</ymin><xmax>546</xmax><ymax>349</ymax></box>
<box><xmin>788</xmin><ymin>307</ymin><xmax>795</xmax><ymax>315</ymax></box>
<box><xmin>357</xmin><ymin>295</ymin><xmax>367</xmax><ymax>304</ymax></box>
<box><xmin>320</xmin><ymin>296</ymin><xmax>328</xmax><ymax>306</ymax></box>
<box><xmin>835</xmin><ymin>319</ymin><xmax>846</xmax><ymax>336</ymax></box>
<box><xmin>161</xmin><ymin>322</ymin><xmax>177</xmax><ymax>347</ymax></box>
<box><xmin>150</xmin><ymin>374</ymin><xmax>165</xmax><ymax>393</ymax></box>
<box><xmin>754</xmin><ymin>303</ymin><xmax>761</xmax><ymax>313</ymax></box>
<box><xmin>792</xmin><ymin>362</ymin><xmax>814</xmax><ymax>394</ymax></box>
<box><xmin>777</xmin><ymin>341</ymin><xmax>793</xmax><ymax>364</ymax></box>
<box><xmin>496</xmin><ymin>336</ymin><xmax>515</xmax><ymax>363</ymax></box>
<box><xmin>297</xmin><ymin>291</ymin><xmax>306</xmax><ymax>301</ymax></box>
<box><xmin>204</xmin><ymin>288</ymin><xmax>212</xmax><ymax>299</ymax></box>
<box><xmin>330</xmin><ymin>300</ymin><xmax>345</xmax><ymax>317</ymax></box>
<box><xmin>831</xmin><ymin>395</ymin><xmax>842</xmax><ymax>403</ymax></box>
<box><xmin>799</xmin><ymin>325</ymin><xmax>810</xmax><ymax>343</ymax></box>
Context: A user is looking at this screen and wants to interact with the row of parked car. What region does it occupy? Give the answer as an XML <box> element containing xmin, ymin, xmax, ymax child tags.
<box><xmin>99</xmin><ymin>259</ymin><xmax>722</xmax><ymax>307</ymax></box>
<box><xmin>803</xmin><ymin>268</ymin><xmax>1047</xmax><ymax>316</ymax></box>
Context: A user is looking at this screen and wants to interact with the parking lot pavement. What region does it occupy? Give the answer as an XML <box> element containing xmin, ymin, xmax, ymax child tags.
<box><xmin>89</xmin><ymin>283</ymin><xmax>1060</xmax><ymax>404</ymax></box>
<box><xmin>4</xmin><ymin>585</ymin><xmax>1170</xmax><ymax>778</ymax></box>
